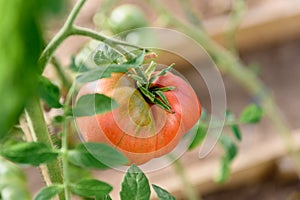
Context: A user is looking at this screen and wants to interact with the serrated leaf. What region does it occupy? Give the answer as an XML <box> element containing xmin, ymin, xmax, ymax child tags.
<box><xmin>124</xmin><ymin>50</ymin><xmax>145</xmax><ymax>65</ymax></box>
<box><xmin>120</xmin><ymin>164</ymin><xmax>151</xmax><ymax>200</ymax></box>
<box><xmin>0</xmin><ymin>142</ymin><xmax>58</xmax><ymax>166</ymax></box>
<box><xmin>37</xmin><ymin>76</ymin><xmax>62</xmax><ymax>108</ymax></box>
<box><xmin>215</xmin><ymin>156</ymin><xmax>230</xmax><ymax>183</ymax></box>
<box><xmin>239</xmin><ymin>104</ymin><xmax>263</xmax><ymax>124</ymax></box>
<box><xmin>73</xmin><ymin>94</ymin><xmax>118</xmax><ymax>117</ymax></box>
<box><xmin>188</xmin><ymin>123</ymin><xmax>207</xmax><ymax>150</ymax></box>
<box><xmin>76</xmin><ymin>64</ymin><xmax>136</xmax><ymax>83</ymax></box>
<box><xmin>34</xmin><ymin>184</ymin><xmax>64</xmax><ymax>200</ymax></box>
<box><xmin>152</xmin><ymin>184</ymin><xmax>176</xmax><ymax>200</ymax></box>
<box><xmin>219</xmin><ymin>135</ymin><xmax>237</xmax><ymax>161</ymax></box>
<box><xmin>93</xmin><ymin>44</ymin><xmax>124</xmax><ymax>65</ymax></box>
<box><xmin>70</xmin><ymin>179</ymin><xmax>112</xmax><ymax>198</ymax></box>
<box><xmin>68</xmin><ymin>143</ymin><xmax>129</xmax><ymax>169</ymax></box>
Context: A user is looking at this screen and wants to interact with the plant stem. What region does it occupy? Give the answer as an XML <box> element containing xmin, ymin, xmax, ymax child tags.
<box><xmin>61</xmin><ymin>120</ymin><xmax>70</xmax><ymax>200</ymax></box>
<box><xmin>51</xmin><ymin>57</ymin><xmax>72</xmax><ymax>89</ymax></box>
<box><xmin>172</xmin><ymin>157</ymin><xmax>200</xmax><ymax>200</ymax></box>
<box><xmin>225</xmin><ymin>0</ymin><xmax>246</xmax><ymax>55</ymax></box>
<box><xmin>147</xmin><ymin>0</ymin><xmax>300</xmax><ymax>177</ymax></box>
<box><xmin>176</xmin><ymin>0</ymin><xmax>203</xmax><ymax>29</ymax></box>
<box><xmin>25</xmin><ymin>96</ymin><xmax>65</xmax><ymax>200</ymax></box>
<box><xmin>39</xmin><ymin>0</ymin><xmax>146</xmax><ymax>72</ymax></box>
<box><xmin>70</xmin><ymin>26</ymin><xmax>147</xmax><ymax>50</ymax></box>
<box><xmin>61</xmin><ymin>82</ymin><xmax>76</xmax><ymax>200</ymax></box>
<box><xmin>39</xmin><ymin>0</ymin><xmax>86</xmax><ymax>70</ymax></box>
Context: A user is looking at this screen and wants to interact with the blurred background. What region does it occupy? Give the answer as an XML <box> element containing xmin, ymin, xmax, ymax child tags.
<box><xmin>22</xmin><ymin>0</ymin><xmax>300</xmax><ymax>199</ymax></box>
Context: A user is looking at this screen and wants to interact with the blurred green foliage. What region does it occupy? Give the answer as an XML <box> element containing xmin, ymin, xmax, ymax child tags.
<box><xmin>0</xmin><ymin>156</ymin><xmax>31</xmax><ymax>200</ymax></box>
<box><xmin>0</xmin><ymin>0</ymin><xmax>64</xmax><ymax>138</ymax></box>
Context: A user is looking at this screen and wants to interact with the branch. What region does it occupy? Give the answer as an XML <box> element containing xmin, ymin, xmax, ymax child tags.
<box><xmin>71</xmin><ymin>26</ymin><xmax>147</xmax><ymax>51</ymax></box>
<box><xmin>39</xmin><ymin>0</ymin><xmax>87</xmax><ymax>70</ymax></box>
<box><xmin>25</xmin><ymin>97</ymin><xmax>65</xmax><ymax>200</ymax></box>
<box><xmin>51</xmin><ymin>57</ymin><xmax>72</xmax><ymax>90</ymax></box>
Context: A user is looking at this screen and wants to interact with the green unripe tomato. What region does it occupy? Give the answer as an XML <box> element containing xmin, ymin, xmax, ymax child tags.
<box><xmin>107</xmin><ymin>4</ymin><xmax>148</xmax><ymax>34</ymax></box>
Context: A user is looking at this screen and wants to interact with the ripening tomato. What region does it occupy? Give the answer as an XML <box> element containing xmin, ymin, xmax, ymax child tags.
<box><xmin>107</xmin><ymin>4</ymin><xmax>148</xmax><ymax>34</ymax></box>
<box><xmin>76</xmin><ymin>71</ymin><xmax>201</xmax><ymax>165</ymax></box>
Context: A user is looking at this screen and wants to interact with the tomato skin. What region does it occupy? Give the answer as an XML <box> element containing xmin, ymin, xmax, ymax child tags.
<box><xmin>76</xmin><ymin>72</ymin><xmax>201</xmax><ymax>164</ymax></box>
<box><xmin>107</xmin><ymin>4</ymin><xmax>148</xmax><ymax>34</ymax></box>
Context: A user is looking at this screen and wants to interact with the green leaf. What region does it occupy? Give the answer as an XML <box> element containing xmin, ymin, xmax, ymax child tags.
<box><xmin>151</xmin><ymin>86</ymin><xmax>176</xmax><ymax>92</ymax></box>
<box><xmin>215</xmin><ymin>135</ymin><xmax>238</xmax><ymax>183</ymax></box>
<box><xmin>34</xmin><ymin>184</ymin><xmax>64</xmax><ymax>200</ymax></box>
<box><xmin>96</xmin><ymin>194</ymin><xmax>112</xmax><ymax>200</ymax></box>
<box><xmin>70</xmin><ymin>179</ymin><xmax>112</xmax><ymax>198</ymax></box>
<box><xmin>40</xmin><ymin>0</ymin><xmax>65</xmax><ymax>15</ymax></box>
<box><xmin>152</xmin><ymin>184</ymin><xmax>176</xmax><ymax>200</ymax></box>
<box><xmin>219</xmin><ymin>135</ymin><xmax>237</xmax><ymax>162</ymax></box>
<box><xmin>124</xmin><ymin>50</ymin><xmax>145</xmax><ymax>65</ymax></box>
<box><xmin>76</xmin><ymin>64</ymin><xmax>137</xmax><ymax>83</ymax></box>
<box><xmin>225</xmin><ymin>111</ymin><xmax>242</xmax><ymax>141</ymax></box>
<box><xmin>239</xmin><ymin>104</ymin><xmax>263</xmax><ymax>124</ymax></box>
<box><xmin>155</xmin><ymin>91</ymin><xmax>171</xmax><ymax>107</ymax></box>
<box><xmin>127</xmin><ymin>73</ymin><xmax>146</xmax><ymax>84</ymax></box>
<box><xmin>230</xmin><ymin>124</ymin><xmax>242</xmax><ymax>141</ymax></box>
<box><xmin>0</xmin><ymin>142</ymin><xmax>58</xmax><ymax>166</ymax></box>
<box><xmin>145</xmin><ymin>61</ymin><xmax>156</xmax><ymax>79</ymax></box>
<box><xmin>188</xmin><ymin>123</ymin><xmax>207</xmax><ymax>150</ymax></box>
<box><xmin>68</xmin><ymin>143</ymin><xmax>129</xmax><ymax>169</ymax></box>
<box><xmin>149</xmin><ymin>63</ymin><xmax>174</xmax><ymax>83</ymax></box>
<box><xmin>120</xmin><ymin>164</ymin><xmax>151</xmax><ymax>200</ymax></box>
<box><xmin>215</xmin><ymin>156</ymin><xmax>231</xmax><ymax>183</ymax></box>
<box><xmin>53</xmin><ymin>115</ymin><xmax>65</xmax><ymax>123</ymax></box>
<box><xmin>93</xmin><ymin>44</ymin><xmax>124</xmax><ymax>65</ymax></box>
<box><xmin>37</xmin><ymin>76</ymin><xmax>62</xmax><ymax>108</ymax></box>
<box><xmin>68</xmin><ymin>163</ymin><xmax>92</xmax><ymax>183</ymax></box>
<box><xmin>139</xmin><ymin>86</ymin><xmax>155</xmax><ymax>102</ymax></box>
<box><xmin>74</xmin><ymin>94</ymin><xmax>118</xmax><ymax>117</ymax></box>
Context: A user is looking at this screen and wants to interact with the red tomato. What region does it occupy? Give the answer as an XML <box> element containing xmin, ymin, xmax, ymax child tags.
<box><xmin>76</xmin><ymin>71</ymin><xmax>201</xmax><ymax>164</ymax></box>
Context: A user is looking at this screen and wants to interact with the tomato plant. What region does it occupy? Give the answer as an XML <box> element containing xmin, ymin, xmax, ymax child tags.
<box><xmin>0</xmin><ymin>0</ymin><xmax>282</xmax><ymax>199</ymax></box>
<box><xmin>76</xmin><ymin>60</ymin><xmax>201</xmax><ymax>164</ymax></box>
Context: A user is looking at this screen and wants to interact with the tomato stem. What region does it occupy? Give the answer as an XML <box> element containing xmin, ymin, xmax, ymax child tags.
<box><xmin>129</xmin><ymin>61</ymin><xmax>176</xmax><ymax>113</ymax></box>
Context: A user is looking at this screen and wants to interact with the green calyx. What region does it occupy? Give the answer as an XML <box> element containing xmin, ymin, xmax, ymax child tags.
<box><xmin>127</xmin><ymin>61</ymin><xmax>176</xmax><ymax>113</ymax></box>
